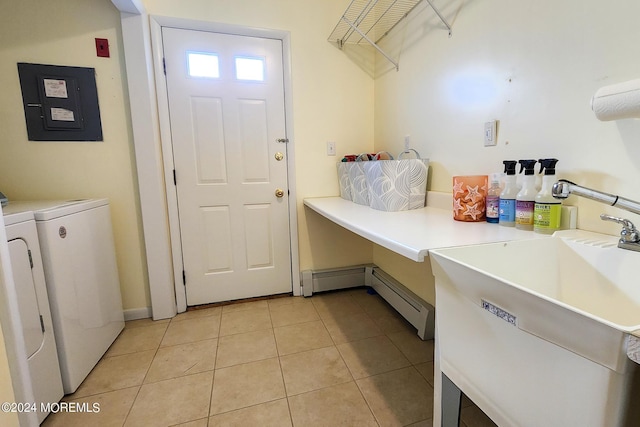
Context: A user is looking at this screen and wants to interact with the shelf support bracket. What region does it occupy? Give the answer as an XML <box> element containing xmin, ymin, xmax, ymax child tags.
<box><xmin>424</xmin><ymin>0</ymin><xmax>452</xmax><ymax>37</ymax></box>
<box><xmin>341</xmin><ymin>16</ymin><xmax>400</xmax><ymax>71</ymax></box>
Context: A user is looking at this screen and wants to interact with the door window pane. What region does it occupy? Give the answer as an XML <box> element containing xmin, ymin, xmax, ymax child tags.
<box><xmin>188</xmin><ymin>52</ymin><xmax>220</xmax><ymax>78</ymax></box>
<box><xmin>235</xmin><ymin>57</ymin><xmax>265</xmax><ymax>81</ymax></box>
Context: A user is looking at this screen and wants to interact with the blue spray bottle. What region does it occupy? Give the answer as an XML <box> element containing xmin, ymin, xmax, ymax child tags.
<box><xmin>499</xmin><ymin>160</ymin><xmax>518</xmax><ymax>227</ymax></box>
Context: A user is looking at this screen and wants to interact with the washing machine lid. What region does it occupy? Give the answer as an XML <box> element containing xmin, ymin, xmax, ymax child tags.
<box><xmin>2</xmin><ymin>210</ymin><xmax>34</xmax><ymax>226</ymax></box>
<box><xmin>5</xmin><ymin>199</ymin><xmax>108</xmax><ymax>221</ymax></box>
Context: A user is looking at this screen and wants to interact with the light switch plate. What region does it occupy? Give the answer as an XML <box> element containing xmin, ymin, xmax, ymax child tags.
<box><xmin>484</xmin><ymin>120</ymin><xmax>497</xmax><ymax>146</ymax></box>
<box><xmin>327</xmin><ymin>141</ymin><xmax>336</xmax><ymax>156</ymax></box>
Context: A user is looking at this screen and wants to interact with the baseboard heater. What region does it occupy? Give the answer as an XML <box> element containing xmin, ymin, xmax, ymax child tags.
<box><xmin>301</xmin><ymin>265</ymin><xmax>434</xmax><ymax>340</ymax></box>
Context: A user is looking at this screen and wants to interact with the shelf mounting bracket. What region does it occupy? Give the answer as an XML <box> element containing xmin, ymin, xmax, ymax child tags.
<box><xmin>342</xmin><ymin>16</ymin><xmax>399</xmax><ymax>71</ymax></box>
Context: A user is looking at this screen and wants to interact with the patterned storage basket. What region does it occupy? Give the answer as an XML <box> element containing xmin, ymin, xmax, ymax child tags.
<box><xmin>337</xmin><ymin>153</ymin><xmax>390</xmax><ymax>202</ymax></box>
<box><xmin>364</xmin><ymin>149</ymin><xmax>429</xmax><ymax>212</ymax></box>
<box><xmin>348</xmin><ymin>154</ymin><xmax>372</xmax><ymax>206</ymax></box>
<box><xmin>336</xmin><ymin>162</ymin><xmax>352</xmax><ymax>201</ymax></box>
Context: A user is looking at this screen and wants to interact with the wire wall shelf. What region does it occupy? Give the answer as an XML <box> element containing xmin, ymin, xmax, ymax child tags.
<box><xmin>328</xmin><ymin>0</ymin><xmax>452</xmax><ymax>71</ymax></box>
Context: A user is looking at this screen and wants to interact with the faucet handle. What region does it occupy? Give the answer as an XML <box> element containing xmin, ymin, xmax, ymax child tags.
<box><xmin>600</xmin><ymin>213</ymin><xmax>636</xmax><ymax>229</ymax></box>
<box><xmin>600</xmin><ymin>214</ymin><xmax>640</xmax><ymax>243</ymax></box>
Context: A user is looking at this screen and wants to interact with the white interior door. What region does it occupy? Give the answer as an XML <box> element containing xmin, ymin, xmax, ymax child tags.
<box><xmin>162</xmin><ymin>27</ymin><xmax>292</xmax><ymax>305</ymax></box>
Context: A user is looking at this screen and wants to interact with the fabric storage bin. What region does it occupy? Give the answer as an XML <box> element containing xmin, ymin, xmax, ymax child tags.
<box><xmin>364</xmin><ymin>149</ymin><xmax>429</xmax><ymax>211</ymax></box>
<box><xmin>337</xmin><ymin>152</ymin><xmax>389</xmax><ymax>202</ymax></box>
<box><xmin>336</xmin><ymin>162</ymin><xmax>352</xmax><ymax>201</ymax></box>
<box><xmin>348</xmin><ymin>154</ymin><xmax>372</xmax><ymax>205</ymax></box>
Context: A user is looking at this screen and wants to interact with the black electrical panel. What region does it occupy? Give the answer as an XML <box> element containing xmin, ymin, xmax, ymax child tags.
<box><xmin>17</xmin><ymin>63</ymin><xmax>103</xmax><ymax>141</ymax></box>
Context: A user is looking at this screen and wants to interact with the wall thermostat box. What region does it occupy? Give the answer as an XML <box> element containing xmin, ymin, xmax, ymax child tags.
<box><xmin>17</xmin><ymin>63</ymin><xmax>103</xmax><ymax>141</ymax></box>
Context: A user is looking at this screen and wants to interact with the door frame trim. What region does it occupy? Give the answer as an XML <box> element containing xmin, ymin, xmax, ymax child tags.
<box><xmin>150</xmin><ymin>15</ymin><xmax>300</xmax><ymax>311</ymax></box>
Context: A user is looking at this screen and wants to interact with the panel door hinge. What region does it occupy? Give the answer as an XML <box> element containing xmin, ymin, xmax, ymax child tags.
<box><xmin>182</xmin><ymin>270</ymin><xmax>186</xmax><ymax>286</ymax></box>
<box><xmin>173</xmin><ymin>169</ymin><xmax>177</xmax><ymax>186</ymax></box>
<box><xmin>39</xmin><ymin>315</ymin><xmax>45</xmax><ymax>333</ymax></box>
<box><xmin>163</xmin><ymin>58</ymin><xmax>166</xmax><ymax>75</ymax></box>
<box><xmin>27</xmin><ymin>249</ymin><xmax>33</xmax><ymax>269</ymax></box>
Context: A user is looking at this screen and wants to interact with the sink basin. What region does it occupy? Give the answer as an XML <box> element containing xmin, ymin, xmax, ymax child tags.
<box><xmin>430</xmin><ymin>229</ymin><xmax>640</xmax><ymax>427</ymax></box>
<box><xmin>434</xmin><ymin>229</ymin><xmax>640</xmax><ymax>332</ymax></box>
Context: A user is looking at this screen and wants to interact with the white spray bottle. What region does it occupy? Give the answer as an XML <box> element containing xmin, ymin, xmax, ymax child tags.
<box><xmin>515</xmin><ymin>159</ymin><xmax>537</xmax><ymax>231</ymax></box>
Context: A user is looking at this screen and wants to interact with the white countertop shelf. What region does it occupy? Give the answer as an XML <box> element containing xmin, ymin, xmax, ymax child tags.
<box><xmin>303</xmin><ymin>196</ymin><xmax>539</xmax><ymax>262</ymax></box>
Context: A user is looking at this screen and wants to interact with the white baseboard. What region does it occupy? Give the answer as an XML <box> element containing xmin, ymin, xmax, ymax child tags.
<box><xmin>300</xmin><ymin>264</ymin><xmax>434</xmax><ymax>340</ymax></box>
<box><xmin>123</xmin><ymin>307</ymin><xmax>152</xmax><ymax>321</ymax></box>
<box><xmin>366</xmin><ymin>266</ymin><xmax>434</xmax><ymax>340</ymax></box>
<box><xmin>301</xmin><ymin>264</ymin><xmax>372</xmax><ymax>297</ymax></box>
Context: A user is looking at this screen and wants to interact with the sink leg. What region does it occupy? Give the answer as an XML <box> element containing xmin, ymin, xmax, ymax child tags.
<box><xmin>441</xmin><ymin>373</ymin><xmax>462</xmax><ymax>427</ymax></box>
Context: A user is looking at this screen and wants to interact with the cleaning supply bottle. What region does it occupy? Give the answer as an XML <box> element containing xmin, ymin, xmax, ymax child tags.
<box><xmin>534</xmin><ymin>159</ymin><xmax>561</xmax><ymax>234</ymax></box>
<box><xmin>499</xmin><ymin>161</ymin><xmax>518</xmax><ymax>227</ymax></box>
<box><xmin>515</xmin><ymin>159</ymin><xmax>537</xmax><ymax>230</ymax></box>
<box><xmin>486</xmin><ymin>173</ymin><xmax>501</xmax><ymax>223</ymax></box>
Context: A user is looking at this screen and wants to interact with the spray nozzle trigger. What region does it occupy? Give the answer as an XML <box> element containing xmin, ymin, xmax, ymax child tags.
<box><xmin>538</xmin><ymin>158</ymin><xmax>559</xmax><ymax>175</ymax></box>
<box><xmin>518</xmin><ymin>159</ymin><xmax>537</xmax><ymax>175</ymax></box>
<box><xmin>503</xmin><ymin>160</ymin><xmax>517</xmax><ymax>175</ymax></box>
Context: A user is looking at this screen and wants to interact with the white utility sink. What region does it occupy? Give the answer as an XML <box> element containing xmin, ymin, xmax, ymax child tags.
<box><xmin>430</xmin><ymin>229</ymin><xmax>640</xmax><ymax>427</ymax></box>
<box><xmin>436</xmin><ymin>230</ymin><xmax>640</xmax><ymax>332</ymax></box>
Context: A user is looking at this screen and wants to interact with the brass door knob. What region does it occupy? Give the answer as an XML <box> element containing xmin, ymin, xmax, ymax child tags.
<box><xmin>275</xmin><ymin>152</ymin><xmax>284</xmax><ymax>161</ymax></box>
<box><xmin>275</xmin><ymin>188</ymin><xmax>285</xmax><ymax>198</ymax></box>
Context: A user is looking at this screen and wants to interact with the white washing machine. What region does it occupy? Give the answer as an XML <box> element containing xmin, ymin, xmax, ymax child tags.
<box><xmin>3</xmin><ymin>209</ymin><xmax>64</xmax><ymax>423</ymax></box>
<box><xmin>4</xmin><ymin>199</ymin><xmax>125</xmax><ymax>394</ymax></box>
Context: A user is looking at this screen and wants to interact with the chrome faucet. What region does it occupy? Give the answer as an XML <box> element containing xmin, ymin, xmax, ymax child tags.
<box><xmin>552</xmin><ymin>179</ymin><xmax>640</xmax><ymax>215</ymax></box>
<box><xmin>552</xmin><ymin>179</ymin><xmax>640</xmax><ymax>251</ymax></box>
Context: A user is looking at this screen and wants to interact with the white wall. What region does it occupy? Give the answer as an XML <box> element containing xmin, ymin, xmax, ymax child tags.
<box><xmin>372</xmin><ymin>0</ymin><xmax>640</xmax><ymax>303</ymax></box>
<box><xmin>376</xmin><ymin>0</ymin><xmax>640</xmax><ymax>233</ymax></box>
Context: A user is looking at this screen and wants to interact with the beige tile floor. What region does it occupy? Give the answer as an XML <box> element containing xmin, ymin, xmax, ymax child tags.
<box><xmin>42</xmin><ymin>288</ymin><xmax>496</xmax><ymax>427</ymax></box>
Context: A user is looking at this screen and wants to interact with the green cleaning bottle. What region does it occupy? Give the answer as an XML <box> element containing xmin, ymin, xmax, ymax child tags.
<box><xmin>534</xmin><ymin>159</ymin><xmax>561</xmax><ymax>234</ymax></box>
